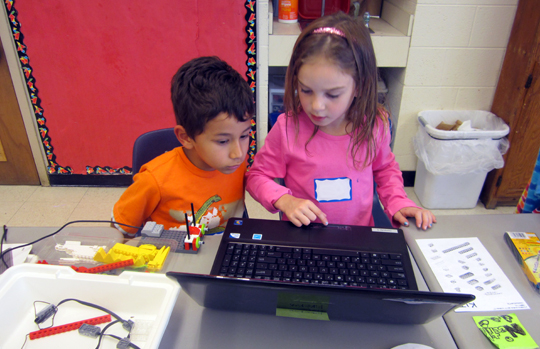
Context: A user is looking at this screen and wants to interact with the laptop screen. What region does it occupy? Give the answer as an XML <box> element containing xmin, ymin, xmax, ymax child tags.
<box><xmin>166</xmin><ymin>272</ymin><xmax>475</xmax><ymax>324</ymax></box>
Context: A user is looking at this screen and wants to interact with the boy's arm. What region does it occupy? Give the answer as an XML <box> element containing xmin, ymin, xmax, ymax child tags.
<box><xmin>112</xmin><ymin>171</ymin><xmax>161</xmax><ymax>236</ymax></box>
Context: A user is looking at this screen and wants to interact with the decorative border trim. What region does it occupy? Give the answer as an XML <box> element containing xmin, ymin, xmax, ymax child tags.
<box><xmin>245</xmin><ymin>0</ymin><xmax>257</xmax><ymax>167</ymax></box>
<box><xmin>86</xmin><ymin>165</ymin><xmax>131</xmax><ymax>175</ymax></box>
<box><xmin>4</xmin><ymin>0</ymin><xmax>257</xmax><ymax>176</ymax></box>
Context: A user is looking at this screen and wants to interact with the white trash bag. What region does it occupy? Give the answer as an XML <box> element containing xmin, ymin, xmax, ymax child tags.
<box><xmin>413</xmin><ymin>126</ymin><xmax>509</xmax><ymax>176</ymax></box>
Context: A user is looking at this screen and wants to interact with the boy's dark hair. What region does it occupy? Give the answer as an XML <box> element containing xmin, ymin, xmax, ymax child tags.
<box><xmin>171</xmin><ymin>56</ymin><xmax>254</xmax><ymax>139</ymax></box>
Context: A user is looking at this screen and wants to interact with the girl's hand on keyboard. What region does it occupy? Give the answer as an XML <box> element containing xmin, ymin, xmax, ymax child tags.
<box><xmin>275</xmin><ymin>194</ymin><xmax>328</xmax><ymax>227</ymax></box>
<box><xmin>394</xmin><ymin>207</ymin><xmax>436</xmax><ymax>230</ymax></box>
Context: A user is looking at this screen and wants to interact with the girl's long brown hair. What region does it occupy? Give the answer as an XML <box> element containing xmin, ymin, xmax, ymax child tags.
<box><xmin>283</xmin><ymin>12</ymin><xmax>387</xmax><ymax>169</ymax></box>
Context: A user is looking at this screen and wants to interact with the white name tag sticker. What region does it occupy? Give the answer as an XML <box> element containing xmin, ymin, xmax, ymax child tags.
<box><xmin>314</xmin><ymin>177</ymin><xmax>352</xmax><ymax>202</ymax></box>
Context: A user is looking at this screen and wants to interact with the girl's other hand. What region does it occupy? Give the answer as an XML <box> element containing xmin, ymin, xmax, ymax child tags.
<box><xmin>394</xmin><ymin>207</ymin><xmax>436</xmax><ymax>230</ymax></box>
<box><xmin>275</xmin><ymin>194</ymin><xmax>328</xmax><ymax>227</ymax></box>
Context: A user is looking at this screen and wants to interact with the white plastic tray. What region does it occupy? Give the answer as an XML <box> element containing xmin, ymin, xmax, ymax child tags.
<box><xmin>418</xmin><ymin>110</ymin><xmax>509</xmax><ymax>140</ymax></box>
<box><xmin>0</xmin><ymin>264</ymin><xmax>180</xmax><ymax>349</ymax></box>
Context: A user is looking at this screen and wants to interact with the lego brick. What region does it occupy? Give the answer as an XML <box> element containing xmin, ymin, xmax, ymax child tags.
<box><xmin>141</xmin><ymin>221</ymin><xmax>164</xmax><ymax>237</ymax></box>
<box><xmin>75</xmin><ymin>259</ymin><xmax>134</xmax><ymax>274</ymax></box>
<box><xmin>29</xmin><ymin>314</ymin><xmax>111</xmax><ymax>340</ymax></box>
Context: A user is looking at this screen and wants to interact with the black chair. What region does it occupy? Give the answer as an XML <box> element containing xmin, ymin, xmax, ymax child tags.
<box><xmin>131</xmin><ymin>128</ymin><xmax>181</xmax><ymax>176</ymax></box>
<box><xmin>372</xmin><ymin>183</ymin><xmax>393</xmax><ymax>228</ymax></box>
<box><xmin>132</xmin><ymin>127</ymin><xmax>248</xmax><ymax>217</ymax></box>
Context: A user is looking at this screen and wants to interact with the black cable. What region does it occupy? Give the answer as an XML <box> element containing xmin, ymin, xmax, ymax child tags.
<box><xmin>57</xmin><ymin>298</ymin><xmax>127</xmax><ymax>324</ymax></box>
<box><xmin>102</xmin><ymin>334</ymin><xmax>141</xmax><ymax>349</ymax></box>
<box><xmin>0</xmin><ymin>220</ymin><xmax>143</xmax><ymax>265</ymax></box>
<box><xmin>96</xmin><ymin>319</ymin><xmax>140</xmax><ymax>349</ymax></box>
<box><xmin>55</xmin><ymin>298</ymin><xmax>137</xmax><ymax>348</ymax></box>
<box><xmin>95</xmin><ymin>319</ymin><xmax>121</xmax><ymax>349</ymax></box>
<box><xmin>1</xmin><ymin>225</ymin><xmax>8</xmax><ymax>268</ymax></box>
<box><xmin>19</xmin><ymin>334</ymin><xmax>29</xmax><ymax>349</ymax></box>
<box><xmin>101</xmin><ymin>319</ymin><xmax>121</xmax><ymax>334</ymax></box>
<box><xmin>31</xmin><ymin>298</ymin><xmax>138</xmax><ymax>348</ymax></box>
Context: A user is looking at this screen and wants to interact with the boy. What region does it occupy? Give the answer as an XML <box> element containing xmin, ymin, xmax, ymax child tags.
<box><xmin>113</xmin><ymin>56</ymin><xmax>254</xmax><ymax>236</ymax></box>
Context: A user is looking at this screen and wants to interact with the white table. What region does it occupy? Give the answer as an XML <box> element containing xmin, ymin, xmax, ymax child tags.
<box><xmin>6</xmin><ymin>225</ymin><xmax>458</xmax><ymax>349</ymax></box>
<box><xmin>403</xmin><ymin>213</ymin><xmax>540</xmax><ymax>349</ymax></box>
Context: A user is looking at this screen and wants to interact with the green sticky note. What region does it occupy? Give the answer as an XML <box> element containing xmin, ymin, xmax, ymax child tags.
<box><xmin>473</xmin><ymin>313</ymin><xmax>538</xmax><ymax>349</ymax></box>
<box><xmin>276</xmin><ymin>293</ymin><xmax>330</xmax><ymax>321</ymax></box>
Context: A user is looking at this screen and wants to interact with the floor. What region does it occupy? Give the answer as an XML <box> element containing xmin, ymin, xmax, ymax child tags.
<box><xmin>0</xmin><ymin>185</ymin><xmax>517</xmax><ymax>228</ymax></box>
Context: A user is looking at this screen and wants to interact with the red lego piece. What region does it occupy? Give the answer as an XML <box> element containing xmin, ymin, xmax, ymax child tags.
<box><xmin>29</xmin><ymin>314</ymin><xmax>111</xmax><ymax>340</ymax></box>
<box><xmin>74</xmin><ymin>259</ymin><xmax>134</xmax><ymax>274</ymax></box>
<box><xmin>189</xmin><ymin>226</ymin><xmax>201</xmax><ymax>235</ymax></box>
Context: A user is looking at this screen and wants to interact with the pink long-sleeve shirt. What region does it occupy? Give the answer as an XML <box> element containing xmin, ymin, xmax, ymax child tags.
<box><xmin>246</xmin><ymin>112</ymin><xmax>418</xmax><ymax>226</ymax></box>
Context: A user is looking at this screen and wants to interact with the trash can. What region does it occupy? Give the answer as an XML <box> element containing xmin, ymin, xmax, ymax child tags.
<box><xmin>413</xmin><ymin>110</ymin><xmax>510</xmax><ymax>209</ymax></box>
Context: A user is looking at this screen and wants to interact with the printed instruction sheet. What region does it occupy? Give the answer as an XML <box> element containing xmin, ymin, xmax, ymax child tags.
<box><xmin>416</xmin><ymin>237</ymin><xmax>529</xmax><ymax>312</ymax></box>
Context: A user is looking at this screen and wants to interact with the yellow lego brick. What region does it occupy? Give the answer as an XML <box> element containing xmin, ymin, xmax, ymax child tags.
<box><xmin>139</xmin><ymin>244</ymin><xmax>157</xmax><ymax>252</ymax></box>
<box><xmin>106</xmin><ymin>251</ymin><xmax>131</xmax><ymax>263</ymax></box>
<box><xmin>93</xmin><ymin>248</ymin><xmax>108</xmax><ymax>263</ymax></box>
<box><xmin>133</xmin><ymin>255</ymin><xmax>147</xmax><ymax>267</ymax></box>
<box><xmin>147</xmin><ymin>246</ymin><xmax>170</xmax><ymax>271</ymax></box>
<box><xmin>110</xmin><ymin>243</ymin><xmax>157</xmax><ymax>262</ymax></box>
<box><xmin>92</xmin><ymin>243</ymin><xmax>161</xmax><ymax>269</ymax></box>
<box><xmin>111</xmin><ymin>243</ymin><xmax>142</xmax><ymax>258</ymax></box>
<box><xmin>104</xmin><ymin>253</ymin><xmax>116</xmax><ymax>264</ymax></box>
<box><xmin>138</xmin><ymin>244</ymin><xmax>158</xmax><ymax>262</ymax></box>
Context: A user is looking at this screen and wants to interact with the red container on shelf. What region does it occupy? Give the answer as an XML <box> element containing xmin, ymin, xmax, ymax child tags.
<box><xmin>298</xmin><ymin>0</ymin><xmax>350</xmax><ymax>20</ymax></box>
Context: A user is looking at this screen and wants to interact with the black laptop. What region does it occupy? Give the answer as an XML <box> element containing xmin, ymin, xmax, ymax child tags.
<box><xmin>167</xmin><ymin>218</ymin><xmax>474</xmax><ymax>324</ymax></box>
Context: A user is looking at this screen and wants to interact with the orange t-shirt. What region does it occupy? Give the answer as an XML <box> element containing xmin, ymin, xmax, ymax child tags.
<box><xmin>113</xmin><ymin>147</ymin><xmax>246</xmax><ymax>236</ymax></box>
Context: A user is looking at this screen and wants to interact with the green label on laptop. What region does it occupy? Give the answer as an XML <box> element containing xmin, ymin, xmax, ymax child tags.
<box><xmin>276</xmin><ymin>293</ymin><xmax>330</xmax><ymax>321</ymax></box>
<box><xmin>276</xmin><ymin>308</ymin><xmax>330</xmax><ymax>321</ymax></box>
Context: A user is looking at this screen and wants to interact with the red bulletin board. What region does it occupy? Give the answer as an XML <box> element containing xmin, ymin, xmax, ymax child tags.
<box><xmin>5</xmin><ymin>0</ymin><xmax>256</xmax><ymax>178</ymax></box>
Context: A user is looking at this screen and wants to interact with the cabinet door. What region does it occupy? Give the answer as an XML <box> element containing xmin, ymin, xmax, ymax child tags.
<box><xmin>481</xmin><ymin>0</ymin><xmax>540</xmax><ymax>208</ymax></box>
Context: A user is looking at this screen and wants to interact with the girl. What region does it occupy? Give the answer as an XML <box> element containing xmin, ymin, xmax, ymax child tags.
<box><xmin>246</xmin><ymin>12</ymin><xmax>435</xmax><ymax>230</ymax></box>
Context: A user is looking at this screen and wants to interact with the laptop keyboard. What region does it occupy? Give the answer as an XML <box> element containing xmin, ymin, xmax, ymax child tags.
<box><xmin>217</xmin><ymin>243</ymin><xmax>410</xmax><ymax>290</ymax></box>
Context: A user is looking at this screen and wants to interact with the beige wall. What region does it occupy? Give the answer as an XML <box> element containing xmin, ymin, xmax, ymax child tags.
<box><xmin>386</xmin><ymin>0</ymin><xmax>517</xmax><ymax>171</ymax></box>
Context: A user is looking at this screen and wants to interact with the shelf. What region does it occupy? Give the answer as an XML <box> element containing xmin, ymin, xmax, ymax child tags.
<box><xmin>269</xmin><ymin>17</ymin><xmax>410</xmax><ymax>67</ymax></box>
